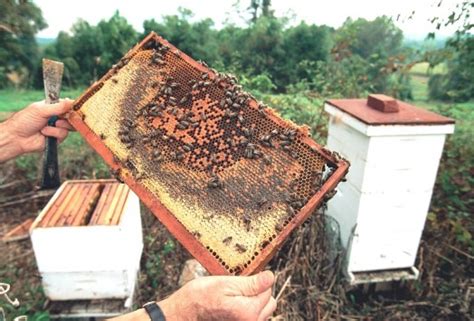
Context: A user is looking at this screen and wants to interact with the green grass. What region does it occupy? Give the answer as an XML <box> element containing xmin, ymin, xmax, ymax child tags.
<box><xmin>0</xmin><ymin>88</ymin><xmax>84</xmax><ymax>113</ymax></box>
<box><xmin>410</xmin><ymin>62</ymin><xmax>447</xmax><ymax>77</ymax></box>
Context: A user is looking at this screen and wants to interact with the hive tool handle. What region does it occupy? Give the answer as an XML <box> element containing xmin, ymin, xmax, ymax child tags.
<box><xmin>40</xmin><ymin>59</ymin><xmax>64</xmax><ymax>190</ymax></box>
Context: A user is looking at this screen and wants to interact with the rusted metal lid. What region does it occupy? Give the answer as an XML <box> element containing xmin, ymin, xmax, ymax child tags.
<box><xmin>326</xmin><ymin>94</ymin><xmax>455</xmax><ymax>126</ymax></box>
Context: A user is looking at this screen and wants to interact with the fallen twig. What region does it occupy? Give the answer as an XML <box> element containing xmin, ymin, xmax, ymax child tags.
<box><xmin>446</xmin><ymin>244</ymin><xmax>474</xmax><ymax>260</ymax></box>
<box><xmin>276</xmin><ymin>275</ymin><xmax>291</xmax><ymax>302</ymax></box>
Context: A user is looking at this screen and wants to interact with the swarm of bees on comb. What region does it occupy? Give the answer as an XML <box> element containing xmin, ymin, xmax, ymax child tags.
<box><xmin>68</xmin><ymin>32</ymin><xmax>349</xmax><ymax>275</ymax></box>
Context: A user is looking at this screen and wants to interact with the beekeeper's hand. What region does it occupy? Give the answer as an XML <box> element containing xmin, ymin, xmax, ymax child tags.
<box><xmin>112</xmin><ymin>270</ymin><xmax>277</xmax><ymax>321</ymax></box>
<box><xmin>159</xmin><ymin>270</ymin><xmax>276</xmax><ymax>321</ymax></box>
<box><xmin>0</xmin><ymin>99</ymin><xmax>74</xmax><ymax>163</ymax></box>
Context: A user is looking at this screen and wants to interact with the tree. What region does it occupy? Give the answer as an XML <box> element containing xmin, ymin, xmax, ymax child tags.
<box><xmin>248</xmin><ymin>0</ymin><xmax>274</xmax><ymax>24</ymax></box>
<box><xmin>143</xmin><ymin>8</ymin><xmax>219</xmax><ymax>65</ymax></box>
<box><xmin>326</xmin><ymin>16</ymin><xmax>408</xmax><ymax>97</ymax></box>
<box><xmin>428</xmin><ymin>36</ymin><xmax>474</xmax><ymax>102</ymax></box>
<box><xmin>279</xmin><ymin>22</ymin><xmax>332</xmax><ymax>87</ymax></box>
<box><xmin>426</xmin><ymin>0</ymin><xmax>474</xmax><ymax>102</ymax></box>
<box><xmin>337</xmin><ymin>16</ymin><xmax>403</xmax><ymax>60</ymax></box>
<box><xmin>36</xmin><ymin>11</ymin><xmax>138</xmax><ymax>88</ymax></box>
<box><xmin>0</xmin><ymin>0</ymin><xmax>47</xmax><ymax>87</ymax></box>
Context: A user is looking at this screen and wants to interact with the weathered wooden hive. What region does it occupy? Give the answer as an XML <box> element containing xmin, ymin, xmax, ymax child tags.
<box><xmin>30</xmin><ymin>179</ymin><xmax>142</xmax><ymax>302</ymax></box>
<box><xmin>67</xmin><ymin>32</ymin><xmax>349</xmax><ymax>275</ymax></box>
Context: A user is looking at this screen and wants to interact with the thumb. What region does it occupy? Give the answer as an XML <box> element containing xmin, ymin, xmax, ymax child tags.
<box><xmin>237</xmin><ymin>271</ymin><xmax>275</xmax><ymax>297</ymax></box>
<box><xmin>35</xmin><ymin>99</ymin><xmax>73</xmax><ymax>118</ymax></box>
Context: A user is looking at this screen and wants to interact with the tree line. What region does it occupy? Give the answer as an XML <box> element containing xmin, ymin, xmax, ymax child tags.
<box><xmin>1</xmin><ymin>0</ymin><xmax>472</xmax><ymax>102</ymax></box>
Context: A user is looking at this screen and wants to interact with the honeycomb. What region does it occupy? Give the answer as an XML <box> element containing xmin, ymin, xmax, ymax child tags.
<box><xmin>68</xmin><ymin>32</ymin><xmax>349</xmax><ymax>275</ymax></box>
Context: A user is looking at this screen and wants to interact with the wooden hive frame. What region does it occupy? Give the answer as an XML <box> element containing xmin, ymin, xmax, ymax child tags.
<box><xmin>31</xmin><ymin>179</ymin><xmax>131</xmax><ymax>229</ymax></box>
<box><xmin>67</xmin><ymin>32</ymin><xmax>349</xmax><ymax>275</ymax></box>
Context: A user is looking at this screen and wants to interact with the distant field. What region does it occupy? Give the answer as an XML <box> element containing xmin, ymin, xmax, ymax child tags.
<box><xmin>410</xmin><ymin>62</ymin><xmax>447</xmax><ymax>76</ymax></box>
<box><xmin>0</xmin><ymin>88</ymin><xmax>84</xmax><ymax>113</ymax></box>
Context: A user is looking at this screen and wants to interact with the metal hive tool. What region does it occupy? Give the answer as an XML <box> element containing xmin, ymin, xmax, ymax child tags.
<box><xmin>67</xmin><ymin>32</ymin><xmax>349</xmax><ymax>275</ymax></box>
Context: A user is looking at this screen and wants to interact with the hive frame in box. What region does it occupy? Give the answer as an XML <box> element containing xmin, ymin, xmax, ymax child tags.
<box><xmin>30</xmin><ymin>179</ymin><xmax>142</xmax><ymax>305</ymax></box>
<box><xmin>67</xmin><ymin>32</ymin><xmax>349</xmax><ymax>276</ymax></box>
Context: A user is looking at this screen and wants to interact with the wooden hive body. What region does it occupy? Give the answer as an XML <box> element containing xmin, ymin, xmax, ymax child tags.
<box><xmin>68</xmin><ymin>32</ymin><xmax>349</xmax><ymax>275</ymax></box>
<box><xmin>30</xmin><ymin>180</ymin><xmax>143</xmax><ymax>301</ymax></box>
<box><xmin>324</xmin><ymin>97</ymin><xmax>454</xmax><ymax>281</ymax></box>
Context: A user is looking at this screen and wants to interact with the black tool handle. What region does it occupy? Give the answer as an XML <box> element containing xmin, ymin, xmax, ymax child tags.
<box><xmin>40</xmin><ymin>116</ymin><xmax>60</xmax><ymax>189</ymax></box>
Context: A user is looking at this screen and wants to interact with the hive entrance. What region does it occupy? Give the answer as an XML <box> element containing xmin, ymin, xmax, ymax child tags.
<box><xmin>69</xmin><ymin>32</ymin><xmax>348</xmax><ymax>275</ymax></box>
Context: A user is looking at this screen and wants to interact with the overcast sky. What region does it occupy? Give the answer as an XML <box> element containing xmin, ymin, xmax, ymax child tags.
<box><xmin>36</xmin><ymin>0</ymin><xmax>468</xmax><ymax>39</ymax></box>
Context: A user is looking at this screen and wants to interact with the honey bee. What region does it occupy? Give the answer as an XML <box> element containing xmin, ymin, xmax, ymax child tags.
<box><xmin>210</xmin><ymin>153</ymin><xmax>217</xmax><ymax>164</ymax></box>
<box><xmin>291</xmin><ymin>200</ymin><xmax>304</xmax><ymax>210</ymax></box>
<box><xmin>111</xmin><ymin>168</ymin><xmax>123</xmax><ymax>183</ymax></box>
<box><xmin>170</xmin><ymin>107</ymin><xmax>179</xmax><ymax>116</ymax></box>
<box><xmin>201</xmin><ymin>73</ymin><xmax>209</xmax><ymax>80</ymax></box>
<box><xmin>182</xmin><ymin>144</ymin><xmax>192</xmax><ymax>152</ymax></box>
<box><xmin>169</xmin><ymin>97</ymin><xmax>177</xmax><ymax>105</ymax></box>
<box><xmin>99</xmin><ymin>133</ymin><xmax>106</xmax><ymax>140</ymax></box>
<box><xmin>260</xmin><ymin>240</ymin><xmax>270</xmax><ymax>249</ymax></box>
<box><xmin>179</xmin><ymin>120</ymin><xmax>190</xmax><ymax>127</ymax></box>
<box><xmin>256</xmin><ymin>196</ymin><xmax>268</xmax><ymax>208</ymax></box>
<box><xmin>222</xmin><ymin>236</ymin><xmax>232</xmax><ymax>245</ymax></box>
<box><xmin>325</xmin><ymin>190</ymin><xmax>337</xmax><ymax>201</ymax></box>
<box><xmin>235</xmin><ymin>243</ymin><xmax>247</xmax><ymax>253</ymax></box>
<box><xmin>207</xmin><ymin>175</ymin><xmax>221</xmax><ymax>189</ymax></box>
<box><xmin>262</xmin><ymin>155</ymin><xmax>272</xmax><ymax>165</ymax></box>
<box><xmin>282</xmin><ymin>145</ymin><xmax>291</xmax><ymax>151</ymax></box>
<box><xmin>244</xmin><ymin>146</ymin><xmax>254</xmax><ymax>159</ymax></box>
<box><xmin>275</xmin><ymin>223</ymin><xmax>284</xmax><ymax>232</ymax></box>
<box><xmin>179</xmin><ymin>96</ymin><xmax>188</xmax><ymax>104</ymax></box>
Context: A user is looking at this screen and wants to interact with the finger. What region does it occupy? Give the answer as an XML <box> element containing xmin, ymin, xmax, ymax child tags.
<box><xmin>254</xmin><ymin>288</ymin><xmax>272</xmax><ymax>311</ymax></box>
<box><xmin>34</xmin><ymin>99</ymin><xmax>74</xmax><ymax>118</ymax></box>
<box><xmin>257</xmin><ymin>297</ymin><xmax>277</xmax><ymax>321</ymax></box>
<box><xmin>55</xmin><ymin>119</ymin><xmax>75</xmax><ymax>131</ymax></box>
<box><xmin>238</xmin><ymin>271</ymin><xmax>275</xmax><ymax>297</ymax></box>
<box><xmin>41</xmin><ymin>126</ymin><xmax>69</xmax><ymax>141</ymax></box>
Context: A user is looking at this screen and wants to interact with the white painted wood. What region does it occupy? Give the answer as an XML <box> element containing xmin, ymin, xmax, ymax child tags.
<box><xmin>324</xmin><ymin>102</ymin><xmax>453</xmax><ymax>275</ymax></box>
<box><xmin>41</xmin><ymin>270</ymin><xmax>138</xmax><ymax>300</ymax></box>
<box><xmin>30</xmin><ymin>191</ymin><xmax>143</xmax><ymax>300</ymax></box>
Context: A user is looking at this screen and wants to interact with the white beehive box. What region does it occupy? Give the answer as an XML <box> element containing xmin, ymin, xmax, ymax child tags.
<box><xmin>324</xmin><ymin>95</ymin><xmax>454</xmax><ymax>284</ymax></box>
<box><xmin>30</xmin><ymin>179</ymin><xmax>143</xmax><ymax>304</ymax></box>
